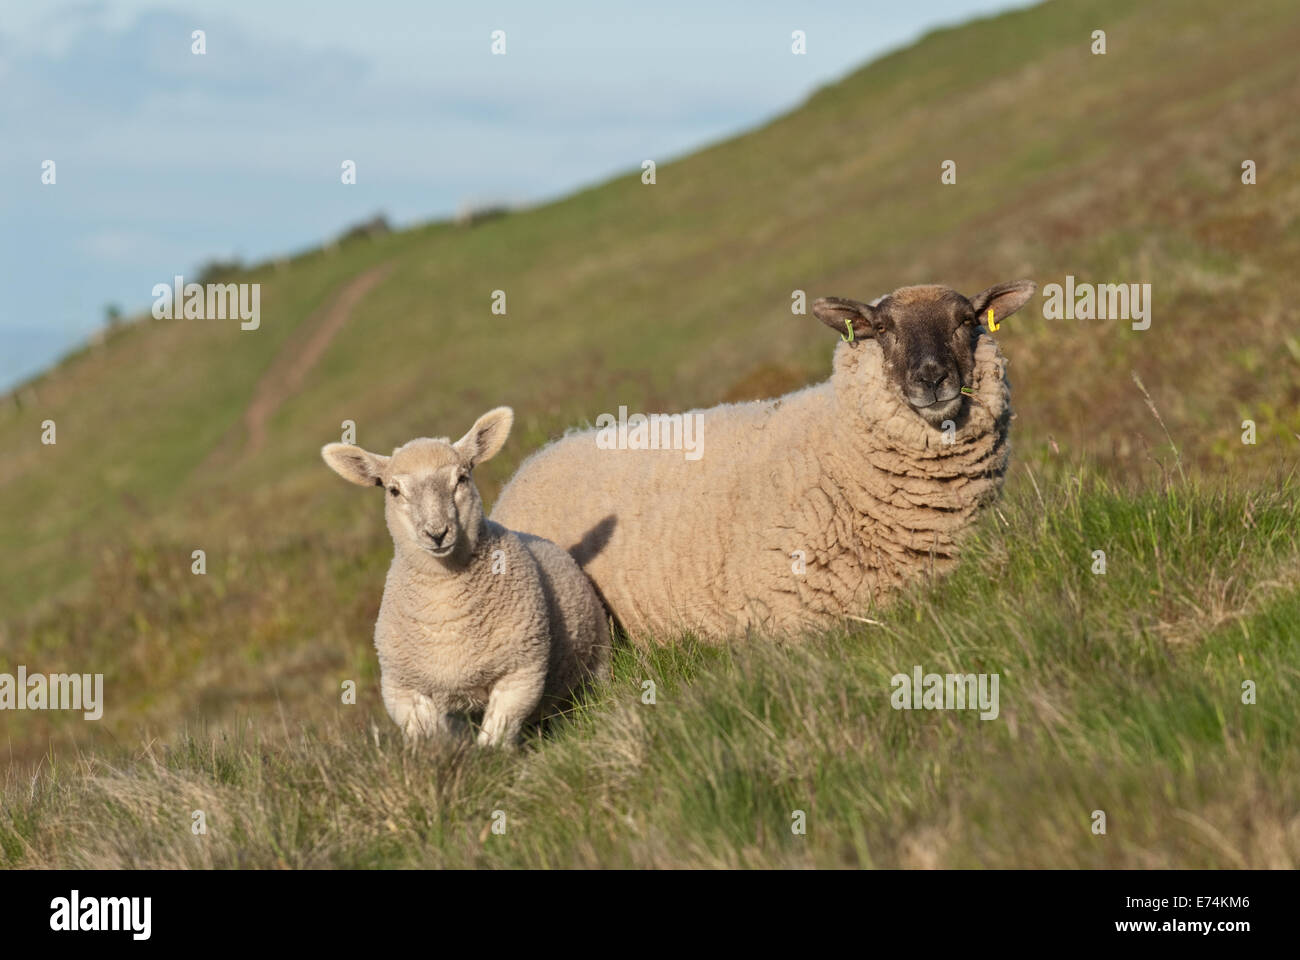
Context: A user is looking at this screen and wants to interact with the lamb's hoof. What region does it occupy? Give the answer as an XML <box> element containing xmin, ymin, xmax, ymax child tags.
<box><xmin>400</xmin><ymin>694</ymin><xmax>442</xmax><ymax>740</ymax></box>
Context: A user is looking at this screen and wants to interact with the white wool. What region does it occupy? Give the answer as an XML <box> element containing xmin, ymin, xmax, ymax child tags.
<box><xmin>492</xmin><ymin>335</ymin><xmax>1011</xmax><ymax>641</ymax></box>
<box><xmin>323</xmin><ymin>409</ymin><xmax>610</xmax><ymax>744</ymax></box>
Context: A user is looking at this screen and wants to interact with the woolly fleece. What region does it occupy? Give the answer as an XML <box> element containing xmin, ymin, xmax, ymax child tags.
<box><xmin>492</xmin><ymin>334</ymin><xmax>1010</xmax><ymax>640</ymax></box>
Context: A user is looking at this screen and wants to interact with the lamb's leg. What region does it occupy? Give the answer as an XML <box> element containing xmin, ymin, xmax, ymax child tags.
<box><xmin>383</xmin><ymin>678</ymin><xmax>456</xmax><ymax>741</ymax></box>
<box><xmin>478</xmin><ymin>671</ymin><xmax>546</xmax><ymax>747</ymax></box>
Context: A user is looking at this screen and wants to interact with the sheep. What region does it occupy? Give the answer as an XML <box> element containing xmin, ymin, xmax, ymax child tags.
<box><xmin>321</xmin><ymin>407</ymin><xmax>610</xmax><ymax>745</ymax></box>
<box><xmin>491</xmin><ymin>281</ymin><xmax>1036</xmax><ymax>641</ymax></box>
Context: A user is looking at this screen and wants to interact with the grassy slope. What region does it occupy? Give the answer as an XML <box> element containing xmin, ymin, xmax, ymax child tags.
<box><xmin>5</xmin><ymin>475</ymin><xmax>1297</xmax><ymax>867</ymax></box>
<box><xmin>2</xmin><ymin>0</ymin><xmax>1299</xmax><ymax>866</ymax></box>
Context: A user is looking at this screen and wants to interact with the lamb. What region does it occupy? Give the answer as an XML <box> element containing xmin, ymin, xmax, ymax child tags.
<box><xmin>492</xmin><ymin>281</ymin><xmax>1035</xmax><ymax>641</ymax></box>
<box><xmin>321</xmin><ymin>407</ymin><xmax>610</xmax><ymax>745</ymax></box>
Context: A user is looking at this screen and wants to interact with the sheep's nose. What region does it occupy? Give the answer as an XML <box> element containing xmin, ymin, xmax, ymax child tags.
<box><xmin>427</xmin><ymin>526</ymin><xmax>450</xmax><ymax>546</ymax></box>
<box><xmin>914</xmin><ymin>359</ymin><xmax>945</xmax><ymax>387</ymax></box>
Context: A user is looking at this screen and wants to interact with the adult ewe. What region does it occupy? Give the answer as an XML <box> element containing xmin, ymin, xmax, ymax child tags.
<box><xmin>492</xmin><ymin>281</ymin><xmax>1035</xmax><ymax>641</ymax></box>
<box><xmin>322</xmin><ymin>407</ymin><xmax>610</xmax><ymax>745</ymax></box>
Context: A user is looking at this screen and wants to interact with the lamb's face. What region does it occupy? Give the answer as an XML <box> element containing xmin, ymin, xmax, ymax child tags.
<box><xmin>383</xmin><ymin>439</ymin><xmax>481</xmax><ymax>559</ymax></box>
<box><xmin>813</xmin><ymin>281</ymin><xmax>1035</xmax><ymax>429</ymax></box>
<box><xmin>321</xmin><ymin>407</ymin><xmax>515</xmax><ymax>565</ymax></box>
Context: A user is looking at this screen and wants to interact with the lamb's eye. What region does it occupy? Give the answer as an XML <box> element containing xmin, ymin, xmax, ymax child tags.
<box><xmin>388</xmin><ymin>485</ymin><xmax>400</xmax><ymax>497</ymax></box>
<box><xmin>456</xmin><ymin>474</ymin><xmax>469</xmax><ymax>486</ymax></box>
<box><xmin>875</xmin><ymin>323</ymin><xmax>887</xmax><ymax>335</ymax></box>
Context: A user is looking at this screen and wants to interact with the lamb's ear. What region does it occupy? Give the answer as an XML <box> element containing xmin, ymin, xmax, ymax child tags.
<box><xmin>813</xmin><ymin>296</ymin><xmax>877</xmax><ymax>339</ymax></box>
<box><xmin>321</xmin><ymin>443</ymin><xmax>390</xmax><ymax>487</ymax></box>
<box><xmin>454</xmin><ymin>407</ymin><xmax>514</xmax><ymax>466</ymax></box>
<box><xmin>969</xmin><ymin>280</ymin><xmax>1036</xmax><ymax>326</ymax></box>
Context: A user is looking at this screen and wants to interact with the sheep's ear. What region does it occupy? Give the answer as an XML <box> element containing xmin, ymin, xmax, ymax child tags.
<box><xmin>969</xmin><ymin>280</ymin><xmax>1036</xmax><ymax>326</ymax></box>
<box><xmin>813</xmin><ymin>296</ymin><xmax>877</xmax><ymax>339</ymax></box>
<box><xmin>321</xmin><ymin>443</ymin><xmax>389</xmax><ymax>487</ymax></box>
<box><xmin>454</xmin><ymin>407</ymin><xmax>514</xmax><ymax>466</ymax></box>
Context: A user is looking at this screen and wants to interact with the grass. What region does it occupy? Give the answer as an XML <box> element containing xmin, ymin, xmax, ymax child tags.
<box><xmin>2</xmin><ymin>0</ymin><xmax>1299</xmax><ymax>867</ymax></box>
<box><xmin>4</xmin><ymin>469</ymin><xmax>1297</xmax><ymax>868</ymax></box>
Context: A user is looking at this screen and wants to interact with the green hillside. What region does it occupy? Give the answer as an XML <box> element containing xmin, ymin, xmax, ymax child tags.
<box><xmin>2</xmin><ymin>0</ymin><xmax>1299</xmax><ymax>867</ymax></box>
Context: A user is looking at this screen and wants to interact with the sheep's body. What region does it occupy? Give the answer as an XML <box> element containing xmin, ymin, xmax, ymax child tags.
<box><xmin>375</xmin><ymin>520</ymin><xmax>610</xmax><ymax>740</ymax></box>
<box><xmin>492</xmin><ymin>334</ymin><xmax>1010</xmax><ymax>641</ymax></box>
<box><xmin>322</xmin><ymin>406</ymin><xmax>609</xmax><ymax>746</ymax></box>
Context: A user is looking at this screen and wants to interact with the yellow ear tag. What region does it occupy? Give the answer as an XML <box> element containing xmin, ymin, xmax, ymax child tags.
<box><xmin>842</xmin><ymin>318</ymin><xmax>855</xmax><ymax>343</ymax></box>
<box><xmin>987</xmin><ymin>307</ymin><xmax>999</xmax><ymax>331</ymax></box>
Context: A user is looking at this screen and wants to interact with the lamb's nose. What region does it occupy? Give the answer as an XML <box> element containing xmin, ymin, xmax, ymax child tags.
<box><xmin>427</xmin><ymin>526</ymin><xmax>449</xmax><ymax>546</ymax></box>
<box><xmin>914</xmin><ymin>359</ymin><xmax>945</xmax><ymax>387</ymax></box>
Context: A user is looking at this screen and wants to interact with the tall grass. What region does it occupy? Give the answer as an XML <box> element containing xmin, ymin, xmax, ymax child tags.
<box><xmin>5</xmin><ymin>470</ymin><xmax>1296</xmax><ymax>868</ymax></box>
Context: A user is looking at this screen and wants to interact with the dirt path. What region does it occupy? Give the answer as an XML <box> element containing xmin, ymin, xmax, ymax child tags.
<box><xmin>239</xmin><ymin>262</ymin><xmax>395</xmax><ymax>458</ymax></box>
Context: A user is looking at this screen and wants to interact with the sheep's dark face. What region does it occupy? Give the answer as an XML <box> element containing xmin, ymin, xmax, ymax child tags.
<box><xmin>813</xmin><ymin>281</ymin><xmax>1035</xmax><ymax>429</ymax></box>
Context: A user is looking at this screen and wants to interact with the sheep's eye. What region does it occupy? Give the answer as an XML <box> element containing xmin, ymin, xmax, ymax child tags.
<box><xmin>875</xmin><ymin>323</ymin><xmax>887</xmax><ymax>334</ymax></box>
<box><xmin>456</xmin><ymin>474</ymin><xmax>469</xmax><ymax>486</ymax></box>
<box><xmin>388</xmin><ymin>485</ymin><xmax>400</xmax><ymax>497</ymax></box>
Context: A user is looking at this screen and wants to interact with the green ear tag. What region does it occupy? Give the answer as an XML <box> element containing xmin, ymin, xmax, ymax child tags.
<box><xmin>841</xmin><ymin>319</ymin><xmax>854</xmax><ymax>343</ymax></box>
<box><xmin>960</xmin><ymin>386</ymin><xmax>975</xmax><ymax>397</ymax></box>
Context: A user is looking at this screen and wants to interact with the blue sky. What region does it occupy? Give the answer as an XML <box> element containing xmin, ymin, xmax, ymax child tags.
<box><xmin>1</xmin><ymin>0</ymin><xmax>1030</xmax><ymax>390</ymax></box>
